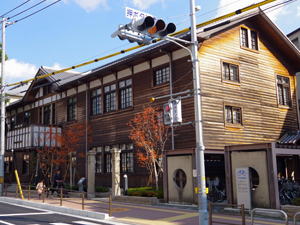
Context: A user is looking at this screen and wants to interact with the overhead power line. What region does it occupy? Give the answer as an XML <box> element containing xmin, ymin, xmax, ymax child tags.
<box><xmin>0</xmin><ymin>0</ymin><xmax>31</xmax><ymax>18</ymax></box>
<box><xmin>7</xmin><ymin>0</ymin><xmax>280</xmax><ymax>87</ymax></box>
<box><xmin>8</xmin><ymin>0</ymin><xmax>47</xmax><ymax>20</ymax></box>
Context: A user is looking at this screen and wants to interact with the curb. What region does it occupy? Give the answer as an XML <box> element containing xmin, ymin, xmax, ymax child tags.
<box><xmin>0</xmin><ymin>197</ymin><xmax>109</xmax><ymax>220</ymax></box>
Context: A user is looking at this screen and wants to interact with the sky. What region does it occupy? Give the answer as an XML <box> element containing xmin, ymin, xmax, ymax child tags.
<box><xmin>0</xmin><ymin>0</ymin><xmax>300</xmax><ymax>88</ymax></box>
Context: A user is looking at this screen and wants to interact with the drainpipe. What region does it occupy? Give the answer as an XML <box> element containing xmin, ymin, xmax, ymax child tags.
<box><xmin>85</xmin><ymin>83</ymin><xmax>89</xmax><ymax>181</ymax></box>
<box><xmin>159</xmin><ymin>49</ymin><xmax>174</xmax><ymax>150</ymax></box>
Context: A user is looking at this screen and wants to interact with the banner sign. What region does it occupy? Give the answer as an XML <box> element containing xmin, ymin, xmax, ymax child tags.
<box><xmin>125</xmin><ymin>7</ymin><xmax>157</xmax><ymax>20</ymax></box>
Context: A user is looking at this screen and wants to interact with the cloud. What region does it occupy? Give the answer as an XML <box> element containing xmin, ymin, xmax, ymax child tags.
<box><xmin>131</xmin><ymin>0</ymin><xmax>164</xmax><ymax>10</ymax></box>
<box><xmin>0</xmin><ymin>59</ymin><xmax>38</xmax><ymax>83</ymax></box>
<box><xmin>63</xmin><ymin>0</ymin><xmax>109</xmax><ymax>12</ymax></box>
<box><xmin>297</xmin><ymin>6</ymin><xmax>300</xmax><ymax>17</ymax></box>
<box><xmin>52</xmin><ymin>62</ymin><xmax>63</xmax><ymax>70</ymax></box>
<box><xmin>215</xmin><ymin>0</ymin><xmax>290</xmax><ymax>22</ymax></box>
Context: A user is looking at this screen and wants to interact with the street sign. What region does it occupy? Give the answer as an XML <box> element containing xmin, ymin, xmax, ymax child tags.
<box><xmin>235</xmin><ymin>167</ymin><xmax>251</xmax><ymax>210</ymax></box>
<box><xmin>173</xmin><ymin>99</ymin><xmax>182</xmax><ymax>123</ymax></box>
<box><xmin>125</xmin><ymin>7</ymin><xmax>156</xmax><ymax>20</ymax></box>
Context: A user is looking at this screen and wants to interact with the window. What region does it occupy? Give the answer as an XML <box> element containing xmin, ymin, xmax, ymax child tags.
<box><xmin>24</xmin><ymin>111</ymin><xmax>30</xmax><ymax>125</ymax></box>
<box><xmin>91</xmin><ymin>88</ymin><xmax>102</xmax><ymax>115</ymax></box>
<box><xmin>23</xmin><ymin>155</ymin><xmax>30</xmax><ymax>175</ymax></box>
<box><xmin>121</xmin><ymin>143</ymin><xmax>133</xmax><ymax>173</ymax></box>
<box><xmin>105</xmin><ymin>154</ymin><xmax>111</xmax><ymax>173</ymax></box>
<box><xmin>119</xmin><ymin>79</ymin><xmax>132</xmax><ymax>109</ymax></box>
<box><xmin>104</xmin><ymin>84</ymin><xmax>116</xmax><ymax>113</ymax></box>
<box><xmin>154</xmin><ymin>67</ymin><xmax>170</xmax><ymax>86</ymax></box>
<box><xmin>44</xmin><ymin>105</ymin><xmax>51</xmax><ymax>125</ymax></box>
<box><xmin>277</xmin><ymin>75</ymin><xmax>291</xmax><ymax>106</ymax></box>
<box><xmin>225</xmin><ymin>106</ymin><xmax>241</xmax><ymax>125</ymax></box>
<box><xmin>96</xmin><ymin>155</ymin><xmax>102</xmax><ymax>173</ymax></box>
<box><xmin>52</xmin><ymin>103</ymin><xmax>56</xmax><ymax>125</ymax></box>
<box><xmin>11</xmin><ymin>116</ymin><xmax>16</xmax><ymax>130</ymax></box>
<box><xmin>67</xmin><ymin>96</ymin><xmax>77</xmax><ymax>121</ymax></box>
<box><xmin>43</xmin><ymin>84</ymin><xmax>52</xmax><ymax>96</ymax></box>
<box><xmin>240</xmin><ymin>27</ymin><xmax>258</xmax><ymax>50</ymax></box>
<box><xmin>39</xmin><ymin>107</ymin><xmax>43</xmax><ymax>124</ymax></box>
<box><xmin>4</xmin><ymin>156</ymin><xmax>12</xmax><ymax>172</ymax></box>
<box><xmin>222</xmin><ymin>62</ymin><xmax>239</xmax><ymax>82</ymax></box>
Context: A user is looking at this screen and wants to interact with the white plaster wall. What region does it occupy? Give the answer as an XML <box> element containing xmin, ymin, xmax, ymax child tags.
<box><xmin>67</xmin><ymin>89</ymin><xmax>76</xmax><ymax>96</ymax></box>
<box><xmin>152</xmin><ymin>55</ymin><xmax>169</xmax><ymax>68</ymax></box>
<box><xmin>134</xmin><ymin>62</ymin><xmax>150</xmax><ymax>74</ymax></box>
<box><xmin>103</xmin><ymin>74</ymin><xmax>115</xmax><ymax>84</ymax></box>
<box><xmin>90</xmin><ymin>80</ymin><xmax>101</xmax><ymax>89</ymax></box>
<box><xmin>78</xmin><ymin>84</ymin><xmax>86</xmax><ymax>93</ymax></box>
<box><xmin>118</xmin><ymin>68</ymin><xmax>132</xmax><ymax>79</ymax></box>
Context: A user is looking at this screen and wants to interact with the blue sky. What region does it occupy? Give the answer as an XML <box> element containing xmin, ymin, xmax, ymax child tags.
<box><xmin>1</xmin><ymin>0</ymin><xmax>300</xmax><ymax>86</ymax></box>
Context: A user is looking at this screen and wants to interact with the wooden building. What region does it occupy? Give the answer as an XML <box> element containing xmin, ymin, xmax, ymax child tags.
<box><xmin>4</xmin><ymin>8</ymin><xmax>300</xmax><ymax>204</ymax></box>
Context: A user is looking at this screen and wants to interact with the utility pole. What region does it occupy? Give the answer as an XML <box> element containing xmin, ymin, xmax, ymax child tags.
<box><xmin>0</xmin><ymin>17</ymin><xmax>6</xmax><ymax>196</ymax></box>
<box><xmin>190</xmin><ymin>1</ymin><xmax>208</xmax><ymax>224</ymax></box>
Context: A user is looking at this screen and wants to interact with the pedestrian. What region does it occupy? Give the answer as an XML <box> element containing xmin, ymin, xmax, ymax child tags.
<box><xmin>44</xmin><ymin>174</ymin><xmax>52</xmax><ymax>198</ymax></box>
<box><xmin>36</xmin><ymin>180</ymin><xmax>43</xmax><ymax>199</ymax></box>
<box><xmin>51</xmin><ymin>170</ymin><xmax>62</xmax><ymax>196</ymax></box>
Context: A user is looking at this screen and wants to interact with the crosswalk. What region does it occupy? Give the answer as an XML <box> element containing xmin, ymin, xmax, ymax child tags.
<box><xmin>0</xmin><ymin>221</ymin><xmax>103</xmax><ymax>225</ymax></box>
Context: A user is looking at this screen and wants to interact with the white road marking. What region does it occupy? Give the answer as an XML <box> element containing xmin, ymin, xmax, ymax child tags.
<box><xmin>73</xmin><ymin>221</ymin><xmax>101</xmax><ymax>225</ymax></box>
<box><xmin>0</xmin><ymin>220</ymin><xmax>14</xmax><ymax>225</ymax></box>
<box><xmin>49</xmin><ymin>223</ymin><xmax>71</xmax><ymax>225</ymax></box>
<box><xmin>0</xmin><ymin>212</ymin><xmax>53</xmax><ymax>217</ymax></box>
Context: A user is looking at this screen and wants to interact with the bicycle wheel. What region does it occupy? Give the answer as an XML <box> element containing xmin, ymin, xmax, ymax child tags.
<box><xmin>279</xmin><ymin>194</ymin><xmax>286</xmax><ymax>205</ymax></box>
<box><xmin>217</xmin><ymin>192</ymin><xmax>225</xmax><ymax>202</ymax></box>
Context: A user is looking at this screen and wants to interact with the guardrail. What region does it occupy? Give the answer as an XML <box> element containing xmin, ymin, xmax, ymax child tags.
<box><xmin>294</xmin><ymin>212</ymin><xmax>300</xmax><ymax>225</ymax></box>
<box><xmin>4</xmin><ymin>183</ymin><xmax>112</xmax><ymax>217</ymax></box>
<box><xmin>208</xmin><ymin>202</ymin><xmax>246</xmax><ymax>225</ymax></box>
<box><xmin>251</xmin><ymin>208</ymin><xmax>288</xmax><ymax>225</ymax></box>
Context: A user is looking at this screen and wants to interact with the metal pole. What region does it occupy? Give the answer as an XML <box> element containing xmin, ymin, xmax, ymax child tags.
<box><xmin>124</xmin><ymin>174</ymin><xmax>128</xmax><ymax>195</ymax></box>
<box><xmin>241</xmin><ymin>204</ymin><xmax>245</xmax><ymax>225</ymax></box>
<box><xmin>82</xmin><ymin>191</ymin><xmax>84</xmax><ymax>210</ymax></box>
<box><xmin>208</xmin><ymin>202</ymin><xmax>212</xmax><ymax>225</ymax></box>
<box><xmin>5</xmin><ymin>183</ymin><xmax>7</xmax><ymax>197</ymax></box>
<box><xmin>0</xmin><ymin>17</ymin><xmax>6</xmax><ymax>197</ymax></box>
<box><xmin>60</xmin><ymin>187</ymin><xmax>62</xmax><ymax>206</ymax></box>
<box><xmin>28</xmin><ymin>185</ymin><xmax>30</xmax><ymax>201</ymax></box>
<box><xmin>109</xmin><ymin>195</ymin><xmax>112</xmax><ymax>217</ymax></box>
<box><xmin>189</xmin><ymin>1</ymin><xmax>208</xmax><ymax>224</ymax></box>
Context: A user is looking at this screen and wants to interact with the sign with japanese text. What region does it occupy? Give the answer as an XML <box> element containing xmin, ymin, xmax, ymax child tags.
<box><xmin>235</xmin><ymin>167</ymin><xmax>251</xmax><ymax>209</ymax></box>
<box><xmin>125</xmin><ymin>7</ymin><xmax>157</xmax><ymax>20</ymax></box>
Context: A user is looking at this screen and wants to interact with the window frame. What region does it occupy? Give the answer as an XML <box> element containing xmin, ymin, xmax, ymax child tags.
<box><xmin>240</xmin><ymin>26</ymin><xmax>259</xmax><ymax>52</ymax></box>
<box><xmin>120</xmin><ymin>143</ymin><xmax>134</xmax><ymax>173</ymax></box>
<box><xmin>44</xmin><ymin>105</ymin><xmax>51</xmax><ymax>125</ymax></box>
<box><xmin>221</xmin><ymin>61</ymin><xmax>240</xmax><ymax>84</ymax></box>
<box><xmin>24</xmin><ymin>111</ymin><xmax>31</xmax><ymax>125</ymax></box>
<box><xmin>91</xmin><ymin>88</ymin><xmax>102</xmax><ymax>116</ymax></box>
<box><xmin>276</xmin><ymin>75</ymin><xmax>292</xmax><ymax>108</ymax></box>
<box><xmin>224</xmin><ymin>105</ymin><xmax>243</xmax><ymax>127</ymax></box>
<box><xmin>22</xmin><ymin>155</ymin><xmax>30</xmax><ymax>175</ymax></box>
<box><xmin>119</xmin><ymin>78</ymin><xmax>132</xmax><ymax>110</ymax></box>
<box><xmin>104</xmin><ymin>84</ymin><xmax>116</xmax><ymax>113</ymax></box>
<box><xmin>153</xmin><ymin>66</ymin><xmax>170</xmax><ymax>87</ymax></box>
<box><xmin>67</xmin><ymin>96</ymin><xmax>77</xmax><ymax>122</ymax></box>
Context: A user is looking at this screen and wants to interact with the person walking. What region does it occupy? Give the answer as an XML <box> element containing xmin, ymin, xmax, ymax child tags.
<box><xmin>36</xmin><ymin>180</ymin><xmax>43</xmax><ymax>199</ymax></box>
<box><xmin>51</xmin><ymin>170</ymin><xmax>62</xmax><ymax>196</ymax></box>
<box><xmin>44</xmin><ymin>174</ymin><xmax>52</xmax><ymax>198</ymax></box>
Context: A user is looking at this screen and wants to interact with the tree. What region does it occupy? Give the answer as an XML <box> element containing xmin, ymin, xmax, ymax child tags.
<box><xmin>128</xmin><ymin>105</ymin><xmax>171</xmax><ymax>190</ymax></box>
<box><xmin>0</xmin><ymin>42</ymin><xmax>8</xmax><ymax>62</ymax></box>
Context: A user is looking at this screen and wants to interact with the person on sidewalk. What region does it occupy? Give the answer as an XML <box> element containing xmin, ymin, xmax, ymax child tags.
<box><xmin>51</xmin><ymin>170</ymin><xmax>62</xmax><ymax>196</ymax></box>
<box><xmin>36</xmin><ymin>180</ymin><xmax>43</xmax><ymax>199</ymax></box>
<box><xmin>44</xmin><ymin>174</ymin><xmax>52</xmax><ymax>198</ymax></box>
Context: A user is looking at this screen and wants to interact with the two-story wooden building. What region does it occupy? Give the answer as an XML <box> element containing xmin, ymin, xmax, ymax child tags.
<box><xmin>4</xmin><ymin>8</ymin><xmax>300</xmax><ymax>204</ymax></box>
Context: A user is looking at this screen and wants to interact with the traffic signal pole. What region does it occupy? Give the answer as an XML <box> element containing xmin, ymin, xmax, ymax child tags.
<box><xmin>0</xmin><ymin>17</ymin><xmax>6</xmax><ymax>196</ymax></box>
<box><xmin>189</xmin><ymin>1</ymin><xmax>209</xmax><ymax>224</ymax></box>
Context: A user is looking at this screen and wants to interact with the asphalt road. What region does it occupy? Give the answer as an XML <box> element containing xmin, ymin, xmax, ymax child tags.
<box><xmin>0</xmin><ymin>202</ymin><xmax>123</xmax><ymax>225</ymax></box>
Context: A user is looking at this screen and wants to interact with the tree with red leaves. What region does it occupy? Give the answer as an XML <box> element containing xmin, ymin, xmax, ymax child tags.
<box><xmin>129</xmin><ymin>106</ymin><xmax>171</xmax><ymax>190</ymax></box>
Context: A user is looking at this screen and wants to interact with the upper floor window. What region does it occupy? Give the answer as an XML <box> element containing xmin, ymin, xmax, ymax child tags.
<box><xmin>104</xmin><ymin>84</ymin><xmax>116</xmax><ymax>113</ymax></box>
<box><xmin>11</xmin><ymin>116</ymin><xmax>16</xmax><ymax>130</ymax></box>
<box><xmin>222</xmin><ymin>62</ymin><xmax>239</xmax><ymax>82</ymax></box>
<box><xmin>119</xmin><ymin>78</ymin><xmax>132</xmax><ymax>109</ymax></box>
<box><xmin>44</xmin><ymin>105</ymin><xmax>51</xmax><ymax>125</ymax></box>
<box><xmin>39</xmin><ymin>107</ymin><xmax>42</xmax><ymax>124</ymax></box>
<box><xmin>43</xmin><ymin>84</ymin><xmax>52</xmax><ymax>96</ymax></box>
<box><xmin>91</xmin><ymin>88</ymin><xmax>102</xmax><ymax>115</ymax></box>
<box><xmin>277</xmin><ymin>75</ymin><xmax>291</xmax><ymax>106</ymax></box>
<box><xmin>52</xmin><ymin>103</ymin><xmax>56</xmax><ymax>125</ymax></box>
<box><xmin>240</xmin><ymin>27</ymin><xmax>258</xmax><ymax>51</ymax></box>
<box><xmin>24</xmin><ymin>111</ymin><xmax>30</xmax><ymax>125</ymax></box>
<box><xmin>225</xmin><ymin>106</ymin><xmax>242</xmax><ymax>125</ymax></box>
<box><xmin>154</xmin><ymin>67</ymin><xmax>170</xmax><ymax>86</ymax></box>
<box><xmin>67</xmin><ymin>96</ymin><xmax>77</xmax><ymax>121</ymax></box>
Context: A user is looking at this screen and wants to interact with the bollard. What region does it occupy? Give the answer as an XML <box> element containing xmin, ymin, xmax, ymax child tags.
<box><xmin>5</xmin><ymin>184</ymin><xmax>7</xmax><ymax>197</ymax></box>
<box><xmin>241</xmin><ymin>204</ymin><xmax>245</xmax><ymax>225</ymax></box>
<box><xmin>109</xmin><ymin>195</ymin><xmax>112</xmax><ymax>217</ymax></box>
<box><xmin>82</xmin><ymin>191</ymin><xmax>84</xmax><ymax>210</ymax></box>
<box><xmin>42</xmin><ymin>187</ymin><xmax>45</xmax><ymax>203</ymax></box>
<box><xmin>123</xmin><ymin>174</ymin><xmax>128</xmax><ymax>195</ymax></box>
<box><xmin>60</xmin><ymin>187</ymin><xmax>62</xmax><ymax>206</ymax></box>
<box><xmin>15</xmin><ymin>185</ymin><xmax>18</xmax><ymax>199</ymax></box>
<box><xmin>209</xmin><ymin>201</ymin><xmax>212</xmax><ymax>225</ymax></box>
<box><xmin>28</xmin><ymin>185</ymin><xmax>30</xmax><ymax>201</ymax></box>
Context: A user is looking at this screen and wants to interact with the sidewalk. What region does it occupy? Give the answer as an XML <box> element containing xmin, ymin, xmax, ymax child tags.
<box><xmin>0</xmin><ymin>194</ymin><xmax>293</xmax><ymax>225</ymax></box>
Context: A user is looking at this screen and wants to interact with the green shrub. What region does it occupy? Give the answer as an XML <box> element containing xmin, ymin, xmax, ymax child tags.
<box><xmin>95</xmin><ymin>186</ymin><xmax>109</xmax><ymax>192</ymax></box>
<box><xmin>64</xmin><ymin>185</ymin><xmax>108</xmax><ymax>193</ymax></box>
<box><xmin>292</xmin><ymin>197</ymin><xmax>300</xmax><ymax>206</ymax></box>
<box><xmin>126</xmin><ymin>187</ymin><xmax>163</xmax><ymax>198</ymax></box>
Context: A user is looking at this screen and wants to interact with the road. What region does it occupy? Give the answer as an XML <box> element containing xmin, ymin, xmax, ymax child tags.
<box><xmin>0</xmin><ymin>202</ymin><xmax>124</xmax><ymax>225</ymax></box>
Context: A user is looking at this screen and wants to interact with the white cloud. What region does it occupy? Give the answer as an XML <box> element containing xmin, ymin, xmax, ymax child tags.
<box><xmin>215</xmin><ymin>0</ymin><xmax>290</xmax><ymax>22</ymax></box>
<box><xmin>131</xmin><ymin>0</ymin><xmax>164</xmax><ymax>10</ymax></box>
<box><xmin>297</xmin><ymin>6</ymin><xmax>300</xmax><ymax>17</ymax></box>
<box><xmin>52</xmin><ymin>62</ymin><xmax>63</xmax><ymax>70</ymax></box>
<box><xmin>0</xmin><ymin>59</ymin><xmax>37</xmax><ymax>83</ymax></box>
<box><xmin>63</xmin><ymin>0</ymin><xmax>109</xmax><ymax>12</ymax></box>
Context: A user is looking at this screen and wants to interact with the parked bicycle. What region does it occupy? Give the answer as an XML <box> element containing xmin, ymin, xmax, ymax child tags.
<box><xmin>207</xmin><ymin>178</ymin><xmax>226</xmax><ymax>202</ymax></box>
<box><xmin>278</xmin><ymin>177</ymin><xmax>300</xmax><ymax>205</ymax></box>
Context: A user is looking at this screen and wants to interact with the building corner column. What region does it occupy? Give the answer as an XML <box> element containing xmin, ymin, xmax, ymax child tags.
<box><xmin>87</xmin><ymin>150</ymin><xmax>96</xmax><ymax>198</ymax></box>
<box><xmin>110</xmin><ymin>148</ymin><xmax>121</xmax><ymax>200</ymax></box>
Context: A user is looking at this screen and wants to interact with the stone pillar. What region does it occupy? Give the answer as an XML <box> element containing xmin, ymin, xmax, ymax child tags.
<box><xmin>110</xmin><ymin>148</ymin><xmax>121</xmax><ymax>200</ymax></box>
<box><xmin>87</xmin><ymin>150</ymin><xmax>96</xmax><ymax>198</ymax></box>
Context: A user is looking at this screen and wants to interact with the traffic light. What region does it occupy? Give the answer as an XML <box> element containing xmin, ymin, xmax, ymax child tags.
<box><xmin>163</xmin><ymin>102</ymin><xmax>173</xmax><ymax>125</ymax></box>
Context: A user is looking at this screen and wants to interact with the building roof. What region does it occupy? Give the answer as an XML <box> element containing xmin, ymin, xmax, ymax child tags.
<box><xmin>287</xmin><ymin>27</ymin><xmax>300</xmax><ymax>37</ymax></box>
<box><xmin>7</xmin><ymin>82</ymin><xmax>32</xmax><ymax>97</ymax></box>
<box><xmin>278</xmin><ymin>131</ymin><xmax>300</xmax><ymax>145</ymax></box>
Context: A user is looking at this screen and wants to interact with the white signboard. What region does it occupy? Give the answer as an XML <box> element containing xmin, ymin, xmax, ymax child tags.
<box><xmin>173</xmin><ymin>99</ymin><xmax>182</xmax><ymax>123</ymax></box>
<box><xmin>235</xmin><ymin>167</ymin><xmax>251</xmax><ymax>209</ymax></box>
<box><xmin>125</xmin><ymin>7</ymin><xmax>157</xmax><ymax>20</ymax></box>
